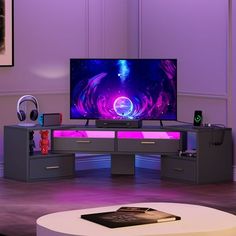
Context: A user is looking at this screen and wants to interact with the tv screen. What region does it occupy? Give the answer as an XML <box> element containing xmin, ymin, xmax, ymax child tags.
<box><xmin>70</xmin><ymin>59</ymin><xmax>177</xmax><ymax>120</ymax></box>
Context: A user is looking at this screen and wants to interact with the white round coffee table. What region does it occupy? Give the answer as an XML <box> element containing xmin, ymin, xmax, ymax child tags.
<box><xmin>37</xmin><ymin>202</ymin><xmax>236</xmax><ymax>236</ymax></box>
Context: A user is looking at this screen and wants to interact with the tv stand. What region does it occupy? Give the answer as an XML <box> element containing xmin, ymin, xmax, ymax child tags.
<box><xmin>3</xmin><ymin>124</ymin><xmax>233</xmax><ymax>183</ymax></box>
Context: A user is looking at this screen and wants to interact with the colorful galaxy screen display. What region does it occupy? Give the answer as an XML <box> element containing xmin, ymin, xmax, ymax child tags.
<box><xmin>70</xmin><ymin>59</ymin><xmax>177</xmax><ymax>120</ymax></box>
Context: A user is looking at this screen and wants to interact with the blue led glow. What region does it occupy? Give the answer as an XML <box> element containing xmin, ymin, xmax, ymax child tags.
<box><xmin>117</xmin><ymin>60</ymin><xmax>129</xmax><ymax>83</ymax></box>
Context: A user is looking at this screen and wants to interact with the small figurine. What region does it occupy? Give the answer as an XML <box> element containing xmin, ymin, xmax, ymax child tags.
<box><xmin>39</xmin><ymin>130</ymin><xmax>50</xmax><ymax>155</ymax></box>
<box><xmin>29</xmin><ymin>131</ymin><xmax>35</xmax><ymax>155</ymax></box>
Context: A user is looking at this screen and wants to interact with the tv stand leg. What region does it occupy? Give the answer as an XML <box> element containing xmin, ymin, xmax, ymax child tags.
<box><xmin>111</xmin><ymin>154</ymin><xmax>135</xmax><ymax>175</ymax></box>
<box><xmin>85</xmin><ymin>119</ymin><xmax>89</xmax><ymax>126</ymax></box>
<box><xmin>160</xmin><ymin>120</ymin><xmax>163</xmax><ymax>127</ymax></box>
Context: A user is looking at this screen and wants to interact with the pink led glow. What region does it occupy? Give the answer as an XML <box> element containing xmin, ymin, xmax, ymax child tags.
<box><xmin>117</xmin><ymin>131</ymin><xmax>180</xmax><ymax>139</ymax></box>
<box><xmin>53</xmin><ymin>130</ymin><xmax>115</xmax><ymax>138</ymax></box>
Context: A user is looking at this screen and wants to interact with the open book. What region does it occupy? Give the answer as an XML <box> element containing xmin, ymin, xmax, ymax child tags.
<box><xmin>81</xmin><ymin>206</ymin><xmax>181</xmax><ymax>228</ymax></box>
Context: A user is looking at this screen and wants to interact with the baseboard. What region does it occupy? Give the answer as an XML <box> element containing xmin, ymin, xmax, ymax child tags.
<box><xmin>0</xmin><ymin>162</ymin><xmax>3</xmax><ymax>178</ymax></box>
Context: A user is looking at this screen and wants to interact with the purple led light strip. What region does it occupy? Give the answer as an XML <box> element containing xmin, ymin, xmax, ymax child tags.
<box><xmin>53</xmin><ymin>130</ymin><xmax>115</xmax><ymax>138</ymax></box>
<box><xmin>53</xmin><ymin>130</ymin><xmax>180</xmax><ymax>139</ymax></box>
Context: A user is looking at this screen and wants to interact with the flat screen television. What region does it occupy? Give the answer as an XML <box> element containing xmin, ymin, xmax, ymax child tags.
<box><xmin>70</xmin><ymin>59</ymin><xmax>177</xmax><ymax>121</ymax></box>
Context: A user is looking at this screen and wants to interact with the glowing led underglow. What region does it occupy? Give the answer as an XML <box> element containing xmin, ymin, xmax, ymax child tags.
<box><xmin>53</xmin><ymin>130</ymin><xmax>115</xmax><ymax>138</ymax></box>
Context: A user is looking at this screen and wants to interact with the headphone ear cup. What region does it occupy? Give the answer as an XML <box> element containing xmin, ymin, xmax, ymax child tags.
<box><xmin>30</xmin><ymin>109</ymin><xmax>38</xmax><ymax>121</ymax></box>
<box><xmin>18</xmin><ymin>110</ymin><xmax>26</xmax><ymax>121</ymax></box>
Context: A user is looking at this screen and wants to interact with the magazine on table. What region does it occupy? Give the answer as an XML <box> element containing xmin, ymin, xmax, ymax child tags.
<box><xmin>81</xmin><ymin>206</ymin><xmax>181</xmax><ymax>228</ymax></box>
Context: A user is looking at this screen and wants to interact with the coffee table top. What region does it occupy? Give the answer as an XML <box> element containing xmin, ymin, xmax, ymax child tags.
<box><xmin>37</xmin><ymin>202</ymin><xmax>236</xmax><ymax>236</ymax></box>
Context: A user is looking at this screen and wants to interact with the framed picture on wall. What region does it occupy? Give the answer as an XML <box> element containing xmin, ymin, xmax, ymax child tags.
<box><xmin>0</xmin><ymin>0</ymin><xmax>14</xmax><ymax>67</ymax></box>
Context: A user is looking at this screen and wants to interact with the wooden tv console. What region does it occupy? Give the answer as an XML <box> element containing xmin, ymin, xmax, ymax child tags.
<box><xmin>3</xmin><ymin>124</ymin><xmax>233</xmax><ymax>184</ymax></box>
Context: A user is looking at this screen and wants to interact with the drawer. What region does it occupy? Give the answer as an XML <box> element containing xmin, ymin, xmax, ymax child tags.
<box><xmin>161</xmin><ymin>157</ymin><xmax>196</xmax><ymax>182</ymax></box>
<box><xmin>29</xmin><ymin>155</ymin><xmax>75</xmax><ymax>179</ymax></box>
<box><xmin>117</xmin><ymin>139</ymin><xmax>180</xmax><ymax>154</ymax></box>
<box><xmin>53</xmin><ymin>138</ymin><xmax>115</xmax><ymax>152</ymax></box>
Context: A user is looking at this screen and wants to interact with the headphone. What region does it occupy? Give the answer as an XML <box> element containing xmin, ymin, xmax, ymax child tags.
<box><xmin>17</xmin><ymin>95</ymin><xmax>39</xmax><ymax>122</ymax></box>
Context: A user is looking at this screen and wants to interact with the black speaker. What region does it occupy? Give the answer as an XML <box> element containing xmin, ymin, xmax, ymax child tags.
<box><xmin>193</xmin><ymin>110</ymin><xmax>202</xmax><ymax>126</ymax></box>
<box><xmin>96</xmin><ymin>119</ymin><xmax>142</xmax><ymax>128</ymax></box>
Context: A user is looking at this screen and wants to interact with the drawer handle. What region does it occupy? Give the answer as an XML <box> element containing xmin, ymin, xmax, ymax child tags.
<box><xmin>46</xmin><ymin>166</ymin><xmax>60</xmax><ymax>170</ymax></box>
<box><xmin>141</xmin><ymin>141</ymin><xmax>156</xmax><ymax>145</ymax></box>
<box><xmin>173</xmin><ymin>168</ymin><xmax>184</xmax><ymax>172</ymax></box>
<box><xmin>76</xmin><ymin>140</ymin><xmax>91</xmax><ymax>143</ymax></box>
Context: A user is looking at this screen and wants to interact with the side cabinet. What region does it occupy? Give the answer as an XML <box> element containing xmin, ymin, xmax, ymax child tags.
<box><xmin>160</xmin><ymin>127</ymin><xmax>233</xmax><ymax>184</ymax></box>
<box><xmin>161</xmin><ymin>156</ymin><xmax>196</xmax><ymax>182</ymax></box>
<box><xmin>4</xmin><ymin>125</ymin><xmax>75</xmax><ymax>182</ymax></box>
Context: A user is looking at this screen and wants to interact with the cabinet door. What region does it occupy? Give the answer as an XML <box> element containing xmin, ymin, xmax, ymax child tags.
<box><xmin>161</xmin><ymin>157</ymin><xmax>196</xmax><ymax>182</ymax></box>
<box><xmin>29</xmin><ymin>155</ymin><xmax>75</xmax><ymax>179</ymax></box>
<box><xmin>53</xmin><ymin>138</ymin><xmax>115</xmax><ymax>152</ymax></box>
<box><xmin>52</xmin><ymin>130</ymin><xmax>115</xmax><ymax>152</ymax></box>
<box><xmin>117</xmin><ymin>131</ymin><xmax>181</xmax><ymax>154</ymax></box>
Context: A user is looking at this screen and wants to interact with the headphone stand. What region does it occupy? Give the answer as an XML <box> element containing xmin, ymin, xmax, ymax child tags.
<box><xmin>17</xmin><ymin>122</ymin><xmax>36</xmax><ymax>127</ymax></box>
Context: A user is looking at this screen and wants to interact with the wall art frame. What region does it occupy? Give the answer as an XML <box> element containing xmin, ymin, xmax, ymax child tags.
<box><xmin>0</xmin><ymin>0</ymin><xmax>14</xmax><ymax>67</ymax></box>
